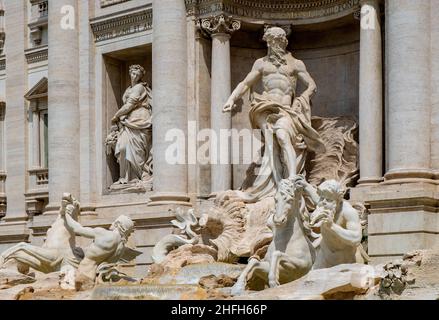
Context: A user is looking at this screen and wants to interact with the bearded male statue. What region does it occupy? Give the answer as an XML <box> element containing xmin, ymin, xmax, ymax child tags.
<box><xmin>297</xmin><ymin>179</ymin><xmax>365</xmax><ymax>269</ymax></box>
<box><xmin>223</xmin><ymin>26</ymin><xmax>325</xmax><ymax>203</ymax></box>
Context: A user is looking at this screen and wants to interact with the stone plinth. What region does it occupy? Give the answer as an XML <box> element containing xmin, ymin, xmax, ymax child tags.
<box><xmin>351</xmin><ymin>182</ymin><xmax>439</xmax><ymax>264</ymax></box>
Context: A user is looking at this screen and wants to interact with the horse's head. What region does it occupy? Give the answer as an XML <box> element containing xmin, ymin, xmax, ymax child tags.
<box><xmin>272</xmin><ymin>177</ymin><xmax>302</xmax><ymax>226</ymax></box>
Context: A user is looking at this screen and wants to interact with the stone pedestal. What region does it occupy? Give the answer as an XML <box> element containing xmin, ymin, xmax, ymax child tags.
<box><xmin>351</xmin><ymin>183</ymin><xmax>439</xmax><ymax>264</ymax></box>
<box><xmin>45</xmin><ymin>0</ymin><xmax>80</xmax><ymax>213</ymax></box>
<box><xmin>149</xmin><ymin>0</ymin><xmax>190</xmax><ymax>206</ymax></box>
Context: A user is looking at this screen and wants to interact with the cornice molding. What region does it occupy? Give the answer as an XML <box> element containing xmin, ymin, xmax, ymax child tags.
<box><xmin>90</xmin><ymin>7</ymin><xmax>152</xmax><ymax>43</ymax></box>
<box><xmin>100</xmin><ymin>0</ymin><xmax>131</xmax><ymax>8</ymax></box>
<box><xmin>185</xmin><ymin>0</ymin><xmax>361</xmax><ymax>24</ymax></box>
<box><xmin>25</xmin><ymin>46</ymin><xmax>48</xmax><ymax>65</ymax></box>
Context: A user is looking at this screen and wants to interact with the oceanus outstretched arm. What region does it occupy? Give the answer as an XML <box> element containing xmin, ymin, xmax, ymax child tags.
<box><xmin>223</xmin><ymin>60</ymin><xmax>263</xmax><ymax>112</ymax></box>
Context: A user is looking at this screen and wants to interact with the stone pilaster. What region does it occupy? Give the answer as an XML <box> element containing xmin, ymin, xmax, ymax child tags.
<box><xmin>358</xmin><ymin>0</ymin><xmax>383</xmax><ymax>185</ymax></box>
<box><xmin>78</xmin><ymin>0</ymin><xmax>96</xmax><ymax>214</ymax></box>
<box><xmin>431</xmin><ymin>0</ymin><xmax>439</xmax><ymax>172</ymax></box>
<box><xmin>0</xmin><ymin>102</ymin><xmax>5</xmax><ymax>218</ymax></box>
<box><xmin>149</xmin><ymin>0</ymin><xmax>190</xmax><ymax>206</ymax></box>
<box><xmin>199</xmin><ymin>15</ymin><xmax>240</xmax><ymax>194</ymax></box>
<box><xmin>46</xmin><ymin>0</ymin><xmax>80</xmax><ymax>212</ymax></box>
<box><xmin>384</xmin><ymin>0</ymin><xmax>432</xmax><ymax>181</ymax></box>
<box><xmin>2</xmin><ymin>0</ymin><xmax>28</xmax><ymax>224</ymax></box>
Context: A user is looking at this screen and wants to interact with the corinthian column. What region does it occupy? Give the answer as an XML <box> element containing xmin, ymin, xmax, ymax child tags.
<box><xmin>358</xmin><ymin>0</ymin><xmax>383</xmax><ymax>184</ymax></box>
<box><xmin>149</xmin><ymin>0</ymin><xmax>190</xmax><ymax>206</ymax></box>
<box><xmin>385</xmin><ymin>0</ymin><xmax>432</xmax><ymax>181</ymax></box>
<box><xmin>200</xmin><ymin>15</ymin><xmax>240</xmax><ymax>194</ymax></box>
<box><xmin>46</xmin><ymin>0</ymin><xmax>80</xmax><ymax>212</ymax></box>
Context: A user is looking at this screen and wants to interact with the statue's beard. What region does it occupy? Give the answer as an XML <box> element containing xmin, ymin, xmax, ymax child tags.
<box><xmin>310</xmin><ymin>205</ymin><xmax>336</xmax><ymax>227</ymax></box>
<box><xmin>268</xmin><ymin>45</ymin><xmax>287</xmax><ymax>67</ymax></box>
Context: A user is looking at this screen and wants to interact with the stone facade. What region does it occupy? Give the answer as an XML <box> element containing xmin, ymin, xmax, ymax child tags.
<box><xmin>0</xmin><ymin>0</ymin><xmax>437</xmax><ymax>276</ymax></box>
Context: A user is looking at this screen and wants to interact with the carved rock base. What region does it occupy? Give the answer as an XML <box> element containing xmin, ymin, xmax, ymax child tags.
<box><xmin>109</xmin><ymin>178</ymin><xmax>153</xmax><ymax>194</ymax></box>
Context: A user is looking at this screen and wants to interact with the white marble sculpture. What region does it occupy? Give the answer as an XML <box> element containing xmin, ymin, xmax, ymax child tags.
<box><xmin>61</xmin><ymin>211</ymin><xmax>140</xmax><ymax>290</ymax></box>
<box><xmin>231</xmin><ymin>176</ymin><xmax>315</xmax><ymax>295</ymax></box>
<box><xmin>222</xmin><ymin>26</ymin><xmax>325</xmax><ymax>202</ymax></box>
<box><xmin>152</xmin><ymin>208</ymin><xmax>203</xmax><ymax>264</ymax></box>
<box><xmin>0</xmin><ymin>193</ymin><xmax>141</xmax><ymax>291</ymax></box>
<box><xmin>297</xmin><ymin>179</ymin><xmax>365</xmax><ymax>269</ymax></box>
<box><xmin>0</xmin><ymin>193</ymin><xmax>83</xmax><ymax>289</ymax></box>
<box><xmin>106</xmin><ymin>64</ymin><xmax>153</xmax><ymax>193</ymax></box>
<box><xmin>203</xmin><ymin>27</ymin><xmax>359</xmax><ymax>263</ymax></box>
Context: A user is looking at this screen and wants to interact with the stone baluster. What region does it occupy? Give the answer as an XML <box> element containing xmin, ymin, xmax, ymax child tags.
<box><xmin>199</xmin><ymin>15</ymin><xmax>241</xmax><ymax>195</ymax></box>
<box><xmin>358</xmin><ymin>0</ymin><xmax>383</xmax><ymax>184</ymax></box>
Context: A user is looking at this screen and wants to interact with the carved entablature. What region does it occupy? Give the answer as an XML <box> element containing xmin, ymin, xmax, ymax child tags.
<box><xmin>90</xmin><ymin>7</ymin><xmax>152</xmax><ymax>43</ymax></box>
<box><xmin>100</xmin><ymin>0</ymin><xmax>131</xmax><ymax>8</ymax></box>
<box><xmin>25</xmin><ymin>46</ymin><xmax>48</xmax><ymax>65</ymax></box>
<box><xmin>186</xmin><ymin>0</ymin><xmax>361</xmax><ymax>25</ymax></box>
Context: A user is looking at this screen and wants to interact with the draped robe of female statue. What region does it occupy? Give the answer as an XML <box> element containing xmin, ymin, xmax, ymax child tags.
<box><xmin>106</xmin><ymin>72</ymin><xmax>153</xmax><ymax>192</ymax></box>
<box><xmin>115</xmin><ymin>83</ymin><xmax>153</xmax><ymax>184</ymax></box>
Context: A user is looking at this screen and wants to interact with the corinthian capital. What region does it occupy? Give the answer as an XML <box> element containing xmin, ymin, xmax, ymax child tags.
<box><xmin>198</xmin><ymin>15</ymin><xmax>241</xmax><ymax>36</ymax></box>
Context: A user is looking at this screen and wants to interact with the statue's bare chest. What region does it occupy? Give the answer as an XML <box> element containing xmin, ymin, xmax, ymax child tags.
<box><xmin>262</xmin><ymin>61</ymin><xmax>296</xmax><ymax>78</ymax></box>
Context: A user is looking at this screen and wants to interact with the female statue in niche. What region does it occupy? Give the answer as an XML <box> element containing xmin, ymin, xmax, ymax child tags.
<box><xmin>106</xmin><ymin>64</ymin><xmax>153</xmax><ymax>192</ymax></box>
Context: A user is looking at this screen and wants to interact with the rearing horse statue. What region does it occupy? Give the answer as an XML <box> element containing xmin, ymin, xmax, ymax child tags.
<box><xmin>231</xmin><ymin>176</ymin><xmax>316</xmax><ymax>295</ymax></box>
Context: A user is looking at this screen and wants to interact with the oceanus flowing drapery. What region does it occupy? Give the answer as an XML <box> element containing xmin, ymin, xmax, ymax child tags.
<box><xmin>231</xmin><ymin>93</ymin><xmax>325</xmax><ymax>203</ymax></box>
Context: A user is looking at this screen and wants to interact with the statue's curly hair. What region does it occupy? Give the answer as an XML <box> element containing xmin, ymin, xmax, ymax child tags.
<box><xmin>129</xmin><ymin>64</ymin><xmax>146</xmax><ymax>78</ymax></box>
<box><xmin>318</xmin><ymin>180</ymin><xmax>346</xmax><ymax>199</ymax></box>
<box><xmin>263</xmin><ymin>27</ymin><xmax>288</xmax><ymax>44</ymax></box>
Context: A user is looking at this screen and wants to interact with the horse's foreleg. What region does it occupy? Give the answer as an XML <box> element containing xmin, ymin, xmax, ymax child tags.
<box><xmin>0</xmin><ymin>242</ymin><xmax>29</xmax><ymax>265</ymax></box>
<box><xmin>268</xmin><ymin>250</ymin><xmax>282</xmax><ymax>288</ymax></box>
<box><xmin>7</xmin><ymin>252</ymin><xmax>46</xmax><ymax>272</ymax></box>
<box><xmin>14</xmin><ymin>246</ymin><xmax>58</xmax><ymax>267</ymax></box>
<box><xmin>1</xmin><ymin>243</ymin><xmax>58</xmax><ymax>272</ymax></box>
<box><xmin>231</xmin><ymin>258</ymin><xmax>262</xmax><ymax>296</ymax></box>
<box><xmin>278</xmin><ymin>253</ymin><xmax>313</xmax><ymax>282</ymax></box>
